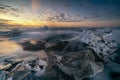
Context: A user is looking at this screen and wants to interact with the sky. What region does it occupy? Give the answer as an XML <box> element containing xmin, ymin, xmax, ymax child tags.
<box><xmin>0</xmin><ymin>0</ymin><xmax>120</xmax><ymax>28</ymax></box>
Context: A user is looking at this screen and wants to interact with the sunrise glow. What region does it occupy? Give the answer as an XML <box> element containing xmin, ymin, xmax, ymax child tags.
<box><xmin>0</xmin><ymin>0</ymin><xmax>120</xmax><ymax>28</ymax></box>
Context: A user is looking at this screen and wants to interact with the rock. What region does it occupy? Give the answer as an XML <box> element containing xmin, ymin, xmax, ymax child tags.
<box><xmin>0</xmin><ymin>50</ymin><xmax>48</xmax><ymax>80</ymax></box>
<box><xmin>44</xmin><ymin>41</ymin><xmax>69</xmax><ymax>52</ymax></box>
<box><xmin>51</xmin><ymin>65</ymin><xmax>75</xmax><ymax>80</ymax></box>
<box><xmin>0</xmin><ymin>71</ymin><xmax>9</xmax><ymax>80</ymax></box>
<box><xmin>0</xmin><ymin>63</ymin><xmax>12</xmax><ymax>70</ymax></box>
<box><xmin>110</xmin><ymin>72</ymin><xmax>120</xmax><ymax>80</ymax></box>
<box><xmin>37</xmin><ymin>50</ymin><xmax>48</xmax><ymax>61</ymax></box>
<box><xmin>62</xmin><ymin>41</ymin><xmax>89</xmax><ymax>52</ymax></box>
<box><xmin>79</xmin><ymin>29</ymin><xmax>117</xmax><ymax>58</ymax></box>
<box><xmin>20</xmin><ymin>40</ymin><xmax>45</xmax><ymax>51</ymax></box>
<box><xmin>12</xmin><ymin>70</ymin><xmax>31</xmax><ymax>80</ymax></box>
<box><xmin>45</xmin><ymin>40</ymin><xmax>90</xmax><ymax>54</ymax></box>
<box><xmin>45</xmin><ymin>33</ymin><xmax>79</xmax><ymax>42</ymax></box>
<box><xmin>25</xmin><ymin>59</ymin><xmax>47</xmax><ymax>77</ymax></box>
<box><xmin>52</xmin><ymin>50</ymin><xmax>104</xmax><ymax>80</ymax></box>
<box><xmin>73</xmin><ymin>61</ymin><xmax>103</xmax><ymax>80</ymax></box>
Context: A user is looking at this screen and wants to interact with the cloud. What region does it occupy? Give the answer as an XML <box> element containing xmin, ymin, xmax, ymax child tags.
<box><xmin>47</xmin><ymin>12</ymin><xmax>66</xmax><ymax>22</ymax></box>
<box><xmin>46</xmin><ymin>11</ymin><xmax>82</xmax><ymax>22</ymax></box>
<box><xmin>0</xmin><ymin>19</ymin><xmax>12</xmax><ymax>22</ymax></box>
<box><xmin>0</xmin><ymin>19</ymin><xmax>13</xmax><ymax>26</ymax></box>
<box><xmin>46</xmin><ymin>11</ymin><xmax>86</xmax><ymax>22</ymax></box>
<box><xmin>0</xmin><ymin>3</ymin><xmax>11</xmax><ymax>8</ymax></box>
<box><xmin>0</xmin><ymin>6</ymin><xmax>5</xmax><ymax>9</ymax></box>
<box><xmin>0</xmin><ymin>3</ymin><xmax>20</xmax><ymax>17</ymax></box>
<box><xmin>10</xmin><ymin>8</ymin><xmax>19</xmax><ymax>12</ymax></box>
<box><xmin>0</xmin><ymin>4</ymin><xmax>19</xmax><ymax>12</ymax></box>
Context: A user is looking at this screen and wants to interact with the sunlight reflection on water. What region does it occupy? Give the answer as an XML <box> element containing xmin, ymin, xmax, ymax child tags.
<box><xmin>0</xmin><ymin>40</ymin><xmax>21</xmax><ymax>54</ymax></box>
<box><xmin>0</xmin><ymin>40</ymin><xmax>46</xmax><ymax>63</ymax></box>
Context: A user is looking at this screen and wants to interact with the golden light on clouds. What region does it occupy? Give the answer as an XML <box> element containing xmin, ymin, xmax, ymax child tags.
<box><xmin>0</xmin><ymin>10</ymin><xmax>120</xmax><ymax>27</ymax></box>
<box><xmin>0</xmin><ymin>0</ymin><xmax>120</xmax><ymax>28</ymax></box>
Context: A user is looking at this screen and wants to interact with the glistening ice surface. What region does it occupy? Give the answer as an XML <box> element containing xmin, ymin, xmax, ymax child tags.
<box><xmin>0</xmin><ymin>27</ymin><xmax>120</xmax><ymax>80</ymax></box>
